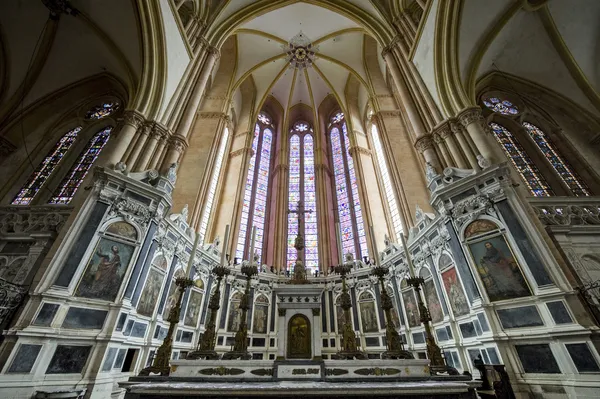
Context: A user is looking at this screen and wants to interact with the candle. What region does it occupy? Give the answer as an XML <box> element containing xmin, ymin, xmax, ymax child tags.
<box><xmin>335</xmin><ymin>222</ymin><xmax>343</xmax><ymax>264</ymax></box>
<box><xmin>249</xmin><ymin>226</ymin><xmax>257</xmax><ymax>264</ymax></box>
<box><xmin>370</xmin><ymin>225</ymin><xmax>379</xmax><ymax>266</ymax></box>
<box><xmin>220</xmin><ymin>225</ymin><xmax>230</xmax><ymax>267</ymax></box>
<box><xmin>185</xmin><ymin>229</ymin><xmax>202</xmax><ymax>277</ymax></box>
<box><xmin>400</xmin><ymin>233</ymin><xmax>416</xmax><ymax>277</ymax></box>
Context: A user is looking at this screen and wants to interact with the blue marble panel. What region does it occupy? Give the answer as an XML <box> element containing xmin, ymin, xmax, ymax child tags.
<box><xmin>32</xmin><ymin>303</ymin><xmax>59</xmax><ymax>326</ymax></box>
<box><xmin>130</xmin><ymin>322</ymin><xmax>147</xmax><ymax>338</ymax></box>
<box><xmin>54</xmin><ymin>202</ymin><xmax>108</xmax><ymax>287</ymax></box>
<box><xmin>123</xmin><ymin>320</ymin><xmax>134</xmax><ymax>336</ymax></box>
<box><xmin>565</xmin><ymin>343</ymin><xmax>600</xmax><ymax>372</ymax></box>
<box><xmin>546</xmin><ymin>301</ymin><xmax>573</xmax><ymax>324</ymax></box>
<box><xmin>46</xmin><ymin>345</ymin><xmax>92</xmax><ymax>374</ymax></box>
<box><xmin>328</xmin><ymin>290</ymin><xmax>335</xmax><ymax>332</ymax></box>
<box><xmin>374</xmin><ymin>285</ymin><xmax>386</xmax><ymax>329</ymax></box>
<box><xmin>497</xmin><ymin>201</ymin><xmax>553</xmax><ymax>286</ymax></box>
<box><xmin>515</xmin><ymin>344</ymin><xmax>561</xmax><ymax>373</ymax></box>
<box><xmin>101</xmin><ymin>348</ymin><xmax>117</xmax><ymax>372</ymax></box>
<box><xmin>477</xmin><ymin>313</ymin><xmax>490</xmax><ymax>332</ymax></box>
<box><xmin>436</xmin><ymin>327</ymin><xmax>449</xmax><ymax>341</ymax></box>
<box><xmin>157</xmin><ymin>255</ymin><xmax>179</xmax><ymax>315</ymax></box>
<box><xmin>130</xmin><ymin>229</ymin><xmax>159</xmax><ymax>305</ymax></box>
<box><xmin>219</xmin><ymin>283</ymin><xmax>230</xmax><ymax>329</ymax></box>
<box><xmin>497</xmin><ymin>306</ymin><xmax>543</xmax><ymax>329</ymax></box>
<box><xmin>427</xmin><ymin>255</ymin><xmax>449</xmax><ymax>315</ymax></box>
<box><xmin>114</xmin><ymin>348</ymin><xmax>126</xmax><ymax>369</ymax></box>
<box><xmin>446</xmin><ymin>221</ymin><xmax>480</xmax><ymax>303</ymax></box>
<box><xmin>180</xmin><ymin>331</ymin><xmax>193</xmax><ymax>343</ymax></box>
<box><xmin>115</xmin><ymin>312</ymin><xmax>127</xmax><ymax>331</ymax></box>
<box><xmin>7</xmin><ymin>344</ymin><xmax>42</xmax><ymax>373</ymax></box>
<box><xmin>486</xmin><ymin>347</ymin><xmax>500</xmax><ymax>364</ymax></box>
<box><xmin>62</xmin><ymin>307</ymin><xmax>107</xmax><ymax>329</ymax></box>
<box><xmin>200</xmin><ymin>276</ymin><xmax>213</xmax><ymax>325</ymax></box>
<box><xmin>459</xmin><ymin>322</ymin><xmax>477</xmax><ymax>338</ymax></box>
<box><xmin>412</xmin><ymin>332</ymin><xmax>425</xmax><ymax>344</ymax></box>
<box><xmin>350</xmin><ymin>287</ymin><xmax>359</xmax><ymax>329</ymax></box>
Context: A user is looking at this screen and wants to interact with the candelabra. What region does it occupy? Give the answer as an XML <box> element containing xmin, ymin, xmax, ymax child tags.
<box><xmin>139</xmin><ymin>276</ymin><xmax>193</xmax><ymax>376</ymax></box>
<box><xmin>371</xmin><ymin>265</ymin><xmax>414</xmax><ymax>360</ymax></box>
<box><xmin>406</xmin><ymin>276</ymin><xmax>458</xmax><ymax>375</ymax></box>
<box><xmin>332</xmin><ymin>262</ymin><xmax>367</xmax><ymax>360</ymax></box>
<box><xmin>187</xmin><ymin>264</ymin><xmax>230</xmax><ymax>360</ymax></box>
<box><xmin>222</xmin><ymin>260</ymin><xmax>258</xmax><ymax>360</ymax></box>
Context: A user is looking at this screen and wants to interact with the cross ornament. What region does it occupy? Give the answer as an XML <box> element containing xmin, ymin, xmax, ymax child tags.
<box><xmin>288</xmin><ymin>199</ymin><xmax>312</xmax><ymax>225</ymax></box>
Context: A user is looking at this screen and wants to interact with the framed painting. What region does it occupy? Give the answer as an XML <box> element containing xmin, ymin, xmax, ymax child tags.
<box><xmin>468</xmin><ymin>235</ymin><xmax>531</xmax><ymax>302</ymax></box>
<box><xmin>184</xmin><ymin>290</ymin><xmax>203</xmax><ymax>327</ymax></box>
<box><xmin>441</xmin><ymin>267</ymin><xmax>470</xmax><ymax>316</ymax></box>
<box><xmin>137</xmin><ymin>269</ymin><xmax>164</xmax><ymax>317</ymax></box>
<box><xmin>401</xmin><ymin>290</ymin><xmax>420</xmax><ymax>328</ymax></box>
<box><xmin>423</xmin><ymin>280</ymin><xmax>443</xmax><ymax>323</ymax></box>
<box><xmin>252</xmin><ymin>296</ymin><xmax>269</xmax><ymax>334</ymax></box>
<box><xmin>75</xmin><ymin>237</ymin><xmax>134</xmax><ymax>301</ymax></box>
<box><xmin>360</xmin><ymin>300</ymin><xmax>379</xmax><ymax>333</ymax></box>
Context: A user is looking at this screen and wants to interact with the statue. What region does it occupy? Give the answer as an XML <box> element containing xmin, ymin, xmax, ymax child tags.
<box><xmin>477</xmin><ymin>154</ymin><xmax>491</xmax><ymax>169</ymax></box>
<box><xmin>425</xmin><ymin>162</ymin><xmax>437</xmax><ymax>183</ymax></box>
<box><xmin>114</xmin><ymin>161</ymin><xmax>127</xmax><ymax>174</ymax></box>
<box><xmin>167</xmin><ymin>162</ymin><xmax>178</xmax><ymax>183</ymax></box>
<box><xmin>384</xmin><ymin>233</ymin><xmax>391</xmax><ymax>247</ymax></box>
<box><xmin>180</xmin><ymin>204</ymin><xmax>189</xmax><ymax>224</ymax></box>
<box><xmin>415</xmin><ymin>204</ymin><xmax>424</xmax><ymax>222</ymax></box>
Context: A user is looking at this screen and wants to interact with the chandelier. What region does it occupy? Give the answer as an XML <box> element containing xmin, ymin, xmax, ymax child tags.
<box><xmin>283</xmin><ymin>31</ymin><xmax>318</xmax><ymax>70</ymax></box>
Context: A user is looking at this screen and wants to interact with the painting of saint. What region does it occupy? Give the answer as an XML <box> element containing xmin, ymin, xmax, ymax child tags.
<box><xmin>184</xmin><ymin>290</ymin><xmax>203</xmax><ymax>327</ymax></box>
<box><xmin>105</xmin><ymin>222</ymin><xmax>137</xmax><ymax>240</ymax></box>
<box><xmin>441</xmin><ymin>267</ymin><xmax>470</xmax><ymax>317</ymax></box>
<box><xmin>252</xmin><ymin>296</ymin><xmax>268</xmax><ymax>334</ymax></box>
<box><xmin>360</xmin><ymin>300</ymin><xmax>379</xmax><ymax>332</ymax></box>
<box><xmin>423</xmin><ymin>280</ymin><xmax>444</xmax><ymax>323</ymax></box>
<box><xmin>401</xmin><ymin>290</ymin><xmax>420</xmax><ymax>327</ymax></box>
<box><xmin>336</xmin><ymin>304</ymin><xmax>347</xmax><ymax>332</ymax></box>
<box><xmin>162</xmin><ymin>269</ymin><xmax>185</xmax><ymax>320</ymax></box>
<box><xmin>469</xmin><ymin>236</ymin><xmax>531</xmax><ymax>302</ymax></box>
<box><xmin>137</xmin><ymin>269</ymin><xmax>164</xmax><ymax>317</ymax></box>
<box><xmin>389</xmin><ymin>307</ymin><xmax>401</xmax><ymax>328</ymax></box>
<box><xmin>76</xmin><ymin>238</ymin><xmax>134</xmax><ymax>301</ymax></box>
<box><xmin>227</xmin><ymin>293</ymin><xmax>243</xmax><ymax>332</ymax></box>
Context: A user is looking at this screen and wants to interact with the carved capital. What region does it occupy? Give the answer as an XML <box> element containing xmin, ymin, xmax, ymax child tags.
<box><xmin>381</xmin><ymin>34</ymin><xmax>401</xmax><ymax>58</ymax></box>
<box><xmin>278</xmin><ymin>308</ymin><xmax>286</xmax><ymax>317</ymax></box>
<box><xmin>119</xmin><ymin>110</ymin><xmax>145</xmax><ymax>130</ymax></box>
<box><xmin>168</xmin><ymin>134</ymin><xmax>188</xmax><ymax>153</ymax></box>
<box><xmin>207</xmin><ymin>45</ymin><xmax>220</xmax><ymax>59</ymax></box>
<box><xmin>150</xmin><ymin>122</ymin><xmax>170</xmax><ymax>140</ymax></box>
<box><xmin>312</xmin><ymin>308</ymin><xmax>321</xmax><ymax>316</ymax></box>
<box><xmin>457</xmin><ymin>107</ymin><xmax>484</xmax><ymax>128</ymax></box>
<box><xmin>414</xmin><ymin>135</ymin><xmax>434</xmax><ymax>153</ymax></box>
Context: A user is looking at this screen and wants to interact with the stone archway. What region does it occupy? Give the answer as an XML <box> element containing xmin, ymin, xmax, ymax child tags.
<box><xmin>287</xmin><ymin>313</ymin><xmax>311</xmax><ymax>359</ymax></box>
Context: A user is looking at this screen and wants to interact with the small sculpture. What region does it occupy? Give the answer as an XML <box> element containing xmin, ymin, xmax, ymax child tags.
<box><xmin>384</xmin><ymin>233</ymin><xmax>391</xmax><ymax>247</ymax></box>
<box><xmin>180</xmin><ymin>204</ymin><xmax>189</xmax><ymax>224</ymax></box>
<box><xmin>114</xmin><ymin>161</ymin><xmax>127</xmax><ymax>174</ymax></box>
<box><xmin>477</xmin><ymin>154</ymin><xmax>491</xmax><ymax>169</ymax></box>
<box><xmin>425</xmin><ymin>162</ymin><xmax>437</xmax><ymax>183</ymax></box>
<box><xmin>167</xmin><ymin>162</ymin><xmax>178</xmax><ymax>183</ymax></box>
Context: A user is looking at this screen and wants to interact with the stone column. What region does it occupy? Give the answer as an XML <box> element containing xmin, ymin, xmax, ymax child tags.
<box><xmin>101</xmin><ymin>110</ymin><xmax>144</xmax><ymax>168</ymax></box>
<box><xmin>161</xmin><ymin>47</ymin><xmax>219</xmax><ymax>174</ymax></box>
<box><xmin>147</xmin><ymin>132</ymin><xmax>171</xmax><ymax>171</ymax></box>
<box><xmin>450</xmin><ymin>119</ymin><xmax>479</xmax><ymax>169</ymax></box>
<box><xmin>437</xmin><ymin>122</ymin><xmax>468</xmax><ymax>169</ymax></box>
<box><xmin>162</xmin><ymin>134</ymin><xmax>189</xmax><ymax>172</ymax></box>
<box><xmin>433</xmin><ymin>134</ymin><xmax>452</xmax><ymax>168</ymax></box>
<box><xmin>126</xmin><ymin>122</ymin><xmax>152</xmax><ymax>169</ymax></box>
<box><xmin>382</xmin><ymin>49</ymin><xmax>440</xmax><ymax>170</ymax></box>
<box><xmin>134</xmin><ymin>123</ymin><xmax>170</xmax><ymax>172</ymax></box>
<box><xmin>457</xmin><ymin>107</ymin><xmax>501</xmax><ymax>165</ymax></box>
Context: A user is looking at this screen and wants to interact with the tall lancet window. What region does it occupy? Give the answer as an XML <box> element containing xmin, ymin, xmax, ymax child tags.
<box><xmin>522</xmin><ymin>122</ymin><xmax>590</xmax><ymax>196</ymax></box>
<box><xmin>198</xmin><ymin>127</ymin><xmax>230</xmax><ymax>242</ymax></box>
<box><xmin>49</xmin><ymin>126</ymin><xmax>112</xmax><ymax>204</ymax></box>
<box><xmin>370</xmin><ymin>123</ymin><xmax>403</xmax><ymax>242</ymax></box>
<box><xmin>329</xmin><ymin>112</ymin><xmax>368</xmax><ymax>260</ymax></box>
<box><xmin>286</xmin><ymin>122</ymin><xmax>318</xmax><ymax>272</ymax></box>
<box><xmin>236</xmin><ymin>113</ymin><xmax>274</xmax><ymax>263</ymax></box>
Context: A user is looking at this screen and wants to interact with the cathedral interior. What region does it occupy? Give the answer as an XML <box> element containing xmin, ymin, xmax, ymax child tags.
<box><xmin>1</xmin><ymin>0</ymin><xmax>600</xmax><ymax>398</ymax></box>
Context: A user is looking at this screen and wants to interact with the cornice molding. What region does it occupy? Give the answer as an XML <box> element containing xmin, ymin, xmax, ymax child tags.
<box><xmin>349</xmin><ymin>146</ymin><xmax>372</xmax><ymax>157</ymax></box>
<box><xmin>375</xmin><ymin>110</ymin><xmax>403</xmax><ymax>118</ymax></box>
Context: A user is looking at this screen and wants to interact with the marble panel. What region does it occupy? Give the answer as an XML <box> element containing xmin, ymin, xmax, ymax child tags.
<box><xmin>131</xmin><ymin>322</ymin><xmax>147</xmax><ymax>338</ymax></box>
<box><xmin>446</xmin><ymin>221</ymin><xmax>480</xmax><ymax>302</ymax></box>
<box><xmin>497</xmin><ymin>306</ymin><xmax>543</xmax><ymax>329</ymax></box>
<box><xmin>62</xmin><ymin>307</ymin><xmax>108</xmax><ymax>329</ymax></box>
<box><xmin>101</xmin><ymin>348</ymin><xmax>117</xmax><ymax>372</ymax></box>
<box><xmin>565</xmin><ymin>343</ymin><xmax>600</xmax><ymax>372</ymax></box>
<box><xmin>114</xmin><ymin>348</ymin><xmax>127</xmax><ymax>370</ymax></box>
<box><xmin>46</xmin><ymin>345</ymin><xmax>92</xmax><ymax>374</ymax></box>
<box><xmin>459</xmin><ymin>322</ymin><xmax>476</xmax><ymax>338</ymax></box>
<box><xmin>515</xmin><ymin>344</ymin><xmax>561</xmax><ymax>373</ymax></box>
<box><xmin>546</xmin><ymin>301</ymin><xmax>573</xmax><ymax>324</ymax></box>
<box><xmin>32</xmin><ymin>303</ymin><xmax>59</xmax><ymax>326</ymax></box>
<box><xmin>7</xmin><ymin>344</ymin><xmax>42</xmax><ymax>373</ymax></box>
<box><xmin>126</xmin><ymin>222</ymin><xmax>158</xmax><ymax>301</ymax></box>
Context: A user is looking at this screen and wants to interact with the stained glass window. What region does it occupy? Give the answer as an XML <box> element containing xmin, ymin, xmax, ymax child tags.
<box><xmin>199</xmin><ymin>127</ymin><xmax>230</xmax><ymax>242</ymax></box>
<box><xmin>483</xmin><ymin>97</ymin><xmax>518</xmax><ymax>115</ymax></box>
<box><xmin>49</xmin><ymin>126</ymin><xmax>112</xmax><ymax>204</ymax></box>
<box><xmin>330</xmin><ymin>113</ymin><xmax>368</xmax><ymax>260</ymax></box>
<box><xmin>370</xmin><ymin>124</ymin><xmax>403</xmax><ymax>242</ymax></box>
<box><xmin>523</xmin><ymin>122</ymin><xmax>590</xmax><ymax>197</ymax></box>
<box><xmin>286</xmin><ymin>126</ymin><xmax>319</xmax><ymax>273</ymax></box>
<box><xmin>85</xmin><ymin>102</ymin><xmax>120</xmax><ymax>120</ymax></box>
<box><xmin>12</xmin><ymin>127</ymin><xmax>82</xmax><ymax>205</ymax></box>
<box><xmin>236</xmin><ymin>116</ymin><xmax>273</xmax><ymax>263</ymax></box>
<box><xmin>489</xmin><ymin>122</ymin><xmax>553</xmax><ymax>197</ymax></box>
<box><xmin>331</xmin><ymin>112</ymin><xmax>344</xmax><ymax>124</ymax></box>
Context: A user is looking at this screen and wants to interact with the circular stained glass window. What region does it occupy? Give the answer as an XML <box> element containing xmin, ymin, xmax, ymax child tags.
<box><xmin>483</xmin><ymin>97</ymin><xmax>519</xmax><ymax>115</ymax></box>
<box><xmin>85</xmin><ymin>101</ymin><xmax>120</xmax><ymax>120</ymax></box>
<box><xmin>257</xmin><ymin>113</ymin><xmax>271</xmax><ymax>124</ymax></box>
<box><xmin>293</xmin><ymin>121</ymin><xmax>310</xmax><ymax>132</ymax></box>
<box><xmin>331</xmin><ymin>112</ymin><xmax>344</xmax><ymax>124</ymax></box>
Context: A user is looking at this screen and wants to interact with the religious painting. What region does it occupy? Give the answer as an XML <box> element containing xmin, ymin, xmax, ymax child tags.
<box><xmin>105</xmin><ymin>221</ymin><xmax>137</xmax><ymax>241</ymax></box>
<box><xmin>252</xmin><ymin>295</ymin><xmax>269</xmax><ymax>334</ymax></box>
<box><xmin>401</xmin><ymin>289</ymin><xmax>420</xmax><ymax>328</ymax></box>
<box><xmin>390</xmin><ymin>306</ymin><xmax>401</xmax><ymax>328</ymax></box>
<box><xmin>184</xmin><ymin>290</ymin><xmax>203</xmax><ymax>327</ymax></box>
<box><xmin>464</xmin><ymin>220</ymin><xmax>498</xmax><ymax>239</ymax></box>
<box><xmin>423</xmin><ymin>279</ymin><xmax>444</xmax><ymax>323</ymax></box>
<box><xmin>227</xmin><ymin>292</ymin><xmax>243</xmax><ymax>332</ymax></box>
<box><xmin>162</xmin><ymin>269</ymin><xmax>185</xmax><ymax>320</ymax></box>
<box><xmin>359</xmin><ymin>293</ymin><xmax>378</xmax><ymax>333</ymax></box>
<box><xmin>336</xmin><ymin>304</ymin><xmax>346</xmax><ymax>332</ymax></box>
<box><xmin>75</xmin><ymin>237</ymin><xmax>134</xmax><ymax>301</ymax></box>
<box><xmin>287</xmin><ymin>314</ymin><xmax>311</xmax><ymax>359</ymax></box>
<box><xmin>151</xmin><ymin>255</ymin><xmax>168</xmax><ymax>271</ymax></box>
<box><xmin>468</xmin><ymin>235</ymin><xmax>531</xmax><ymax>302</ymax></box>
<box><xmin>441</xmin><ymin>267</ymin><xmax>470</xmax><ymax>317</ymax></box>
<box><xmin>137</xmin><ymin>269</ymin><xmax>164</xmax><ymax>317</ymax></box>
